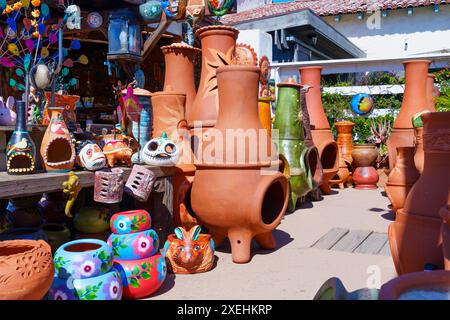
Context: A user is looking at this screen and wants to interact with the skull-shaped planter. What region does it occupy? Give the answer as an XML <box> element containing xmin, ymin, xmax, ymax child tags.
<box><xmin>76</xmin><ymin>141</ymin><xmax>107</xmax><ymax>171</ymax></box>
<box><xmin>141</xmin><ymin>133</ymin><xmax>179</xmax><ymax>167</ymax></box>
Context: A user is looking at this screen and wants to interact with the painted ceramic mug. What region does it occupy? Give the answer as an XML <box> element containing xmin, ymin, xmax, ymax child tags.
<box><xmin>108</xmin><ymin>229</ymin><xmax>159</xmax><ymax>260</ymax></box>
<box><xmin>110</xmin><ymin>210</ymin><xmax>152</xmax><ymax>235</ymax></box>
<box><xmin>113</xmin><ymin>253</ymin><xmax>166</xmax><ymax>299</ymax></box>
<box><xmin>53</xmin><ymin>239</ymin><xmax>113</xmax><ymax>279</ymax></box>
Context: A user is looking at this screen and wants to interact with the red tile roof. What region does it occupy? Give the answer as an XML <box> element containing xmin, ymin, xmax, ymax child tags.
<box><xmin>221</xmin><ymin>0</ymin><xmax>450</xmax><ymax>25</ymax></box>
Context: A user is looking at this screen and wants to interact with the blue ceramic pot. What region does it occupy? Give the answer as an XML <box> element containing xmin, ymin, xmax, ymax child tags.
<box><xmin>53</xmin><ymin>239</ymin><xmax>113</xmax><ymax>279</ymax></box>
<box><xmin>139</xmin><ymin>0</ymin><xmax>162</xmax><ymax>22</ymax></box>
<box><xmin>107</xmin><ymin>229</ymin><xmax>159</xmax><ymax>260</ymax></box>
<box><xmin>0</xmin><ymin>227</ymin><xmax>48</xmax><ymax>241</ymax></box>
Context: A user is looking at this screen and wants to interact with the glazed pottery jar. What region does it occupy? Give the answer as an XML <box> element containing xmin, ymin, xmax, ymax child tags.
<box><xmin>191</xmin><ymin>65</ymin><xmax>289</xmax><ymax>264</ymax></box>
<box><xmin>163</xmin><ymin>225</ymin><xmax>215</xmax><ymax>274</ymax></box>
<box><xmin>189</xmin><ymin>25</ymin><xmax>239</xmax><ymax>128</ymax></box>
<box><xmin>94</xmin><ymin>169</ymin><xmax>124</xmax><ymax>204</ymax></box>
<box><xmin>40</xmin><ymin>106</ymin><xmax>76</xmax><ymax>172</ymax></box>
<box><xmin>6</xmin><ymin>101</ymin><xmax>37</xmax><ymax>174</ymax></box>
<box><xmin>258</xmin><ymin>97</ymin><xmax>272</xmax><ymax>137</ymax></box>
<box><xmin>385</xmin><ymin>147</ymin><xmax>420</xmax><ymax>213</ymax></box>
<box><xmin>139</xmin><ymin>0</ymin><xmax>162</xmax><ymax>21</ymax></box>
<box><xmin>314</xmin><ymin>277</ymin><xmax>379</xmax><ymax>300</ymax></box>
<box><xmin>389</xmin><ymin>112</ymin><xmax>450</xmax><ymax>274</ymax></box>
<box><xmin>161</xmin><ymin>43</ymin><xmax>201</xmax><ymax>119</ymax></box>
<box><xmin>113</xmin><ymin>253</ymin><xmax>166</xmax><ymax>299</ymax></box>
<box><xmin>73</xmin><ymin>207</ymin><xmax>109</xmax><ymax>234</ymax></box>
<box><xmin>53</xmin><ymin>239</ymin><xmax>113</xmax><ymax>279</ymax></box>
<box><xmin>110</xmin><ymin>210</ymin><xmax>152</xmax><ymax>235</ymax></box>
<box><xmin>107</xmin><ymin>229</ymin><xmax>159</xmax><ymax>260</ymax></box>
<box><xmin>41</xmin><ymin>223</ymin><xmax>71</xmax><ymax>252</ymax></box>
<box><xmin>351</xmin><ymin>144</ymin><xmax>379</xmax><ymax>190</ymax></box>
<box><xmin>0</xmin><ymin>240</ymin><xmax>54</xmax><ymax>300</ymax></box>
<box><xmin>0</xmin><ymin>227</ymin><xmax>48</xmax><ymax>241</ymax></box>
<box><xmin>440</xmin><ymin>198</ymin><xmax>450</xmax><ymax>270</ymax></box>
<box><xmin>387</xmin><ymin>60</ymin><xmax>435</xmax><ymax>169</ymax></box>
<box><xmin>379</xmin><ymin>270</ymin><xmax>450</xmax><ymax>300</ymax></box>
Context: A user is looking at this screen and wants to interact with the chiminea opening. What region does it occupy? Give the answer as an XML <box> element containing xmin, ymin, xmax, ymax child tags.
<box><xmin>307</xmin><ymin>147</ymin><xmax>320</xmax><ymax>182</ymax></box>
<box><xmin>47</xmin><ymin>138</ymin><xmax>73</xmax><ymax>164</ymax></box>
<box><xmin>0</xmin><ymin>245</ymin><xmax>34</xmax><ymax>256</ymax></box>
<box><xmin>8</xmin><ymin>154</ymin><xmax>33</xmax><ymax>171</ymax></box>
<box><xmin>321</xmin><ymin>143</ymin><xmax>338</xmax><ymax>170</ymax></box>
<box><xmin>64</xmin><ymin>242</ymin><xmax>102</xmax><ymax>253</ymax></box>
<box><xmin>262</xmin><ymin>181</ymin><xmax>285</xmax><ymax>225</ymax></box>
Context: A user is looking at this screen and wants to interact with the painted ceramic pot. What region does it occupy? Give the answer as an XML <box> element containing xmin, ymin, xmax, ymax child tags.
<box><xmin>110</xmin><ymin>210</ymin><xmax>152</xmax><ymax>235</ymax></box>
<box><xmin>314</xmin><ymin>277</ymin><xmax>379</xmax><ymax>300</ymax></box>
<box><xmin>191</xmin><ymin>65</ymin><xmax>289</xmax><ymax>264</ymax></box>
<box><xmin>387</xmin><ymin>60</ymin><xmax>435</xmax><ymax>169</ymax></box>
<box><xmin>108</xmin><ymin>229</ymin><xmax>159</xmax><ymax>260</ymax></box>
<box><xmin>385</xmin><ymin>147</ymin><xmax>420</xmax><ymax>213</ymax></box>
<box><xmin>440</xmin><ymin>199</ymin><xmax>450</xmax><ymax>270</ymax></box>
<box><xmin>41</xmin><ymin>223</ymin><xmax>71</xmax><ymax>252</ymax></box>
<box><xmin>352</xmin><ymin>144</ymin><xmax>379</xmax><ymax>190</ymax></box>
<box><xmin>40</xmin><ymin>107</ymin><xmax>76</xmax><ymax>172</ymax></box>
<box><xmin>53</xmin><ymin>239</ymin><xmax>113</xmax><ymax>279</ymax></box>
<box><xmin>352</xmin><ymin>144</ymin><xmax>378</xmax><ymax>167</ymax></box>
<box><xmin>379</xmin><ymin>271</ymin><xmax>450</xmax><ymax>300</ymax></box>
<box><xmin>48</xmin><ymin>276</ymin><xmax>78</xmax><ymax>300</ymax></box>
<box><xmin>258</xmin><ymin>97</ymin><xmax>272</xmax><ymax>137</ymax></box>
<box><xmin>389</xmin><ymin>112</ymin><xmax>450</xmax><ymax>274</ymax></box>
<box><xmin>162</xmin><ymin>0</ymin><xmax>187</xmax><ymax>19</ymax></box>
<box><xmin>207</xmin><ymin>0</ymin><xmax>234</xmax><ymax>16</ymax></box>
<box><xmin>93</xmin><ymin>169</ymin><xmax>124</xmax><ymax>204</ymax></box>
<box><xmin>113</xmin><ymin>253</ymin><xmax>167</xmax><ymax>299</ymax></box>
<box><xmin>73</xmin><ymin>270</ymin><xmax>123</xmax><ymax>300</ymax></box>
<box><xmin>6</xmin><ymin>101</ymin><xmax>37</xmax><ymax>175</ymax></box>
<box><xmin>139</xmin><ymin>0</ymin><xmax>162</xmax><ymax>22</ymax></box>
<box><xmin>0</xmin><ymin>240</ymin><xmax>54</xmax><ymax>300</ymax></box>
<box><xmin>163</xmin><ymin>225</ymin><xmax>215</xmax><ymax>274</ymax></box>
<box><xmin>0</xmin><ymin>227</ymin><xmax>48</xmax><ymax>241</ymax></box>
<box><xmin>73</xmin><ymin>207</ymin><xmax>109</xmax><ymax>234</ymax></box>
<box><xmin>125</xmin><ymin>165</ymin><xmax>156</xmax><ymax>202</ymax></box>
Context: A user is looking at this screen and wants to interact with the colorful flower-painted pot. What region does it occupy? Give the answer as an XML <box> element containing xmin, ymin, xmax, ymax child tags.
<box><xmin>73</xmin><ymin>207</ymin><xmax>109</xmax><ymax>234</ymax></box>
<box><xmin>73</xmin><ymin>270</ymin><xmax>122</xmax><ymax>300</ymax></box>
<box><xmin>110</xmin><ymin>210</ymin><xmax>152</xmax><ymax>235</ymax></box>
<box><xmin>113</xmin><ymin>253</ymin><xmax>166</xmax><ymax>299</ymax></box>
<box><xmin>0</xmin><ymin>227</ymin><xmax>48</xmax><ymax>241</ymax></box>
<box><xmin>139</xmin><ymin>0</ymin><xmax>162</xmax><ymax>22</ymax></box>
<box><xmin>48</xmin><ymin>276</ymin><xmax>78</xmax><ymax>300</ymax></box>
<box><xmin>53</xmin><ymin>239</ymin><xmax>113</xmax><ymax>279</ymax></box>
<box><xmin>41</xmin><ymin>223</ymin><xmax>71</xmax><ymax>253</ymax></box>
<box><xmin>107</xmin><ymin>229</ymin><xmax>159</xmax><ymax>260</ymax></box>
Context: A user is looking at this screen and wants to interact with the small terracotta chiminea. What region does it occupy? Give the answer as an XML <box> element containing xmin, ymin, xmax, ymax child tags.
<box><xmin>387</xmin><ymin>60</ymin><xmax>435</xmax><ymax>170</ymax></box>
<box><xmin>191</xmin><ymin>65</ymin><xmax>289</xmax><ymax>264</ymax></box>
<box><xmin>299</xmin><ymin>66</ymin><xmax>339</xmax><ymax>194</ymax></box>
<box><xmin>389</xmin><ymin>112</ymin><xmax>450</xmax><ymax>275</ymax></box>
<box><xmin>440</xmin><ymin>195</ymin><xmax>450</xmax><ymax>270</ymax></box>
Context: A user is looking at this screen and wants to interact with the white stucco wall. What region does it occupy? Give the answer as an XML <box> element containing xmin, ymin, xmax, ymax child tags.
<box><xmin>236</xmin><ymin>0</ymin><xmax>269</xmax><ymax>12</ymax></box>
<box><xmin>323</xmin><ymin>5</ymin><xmax>450</xmax><ymax>58</ymax></box>
<box><xmin>237</xmin><ymin>30</ymin><xmax>273</xmax><ymax>62</ymax></box>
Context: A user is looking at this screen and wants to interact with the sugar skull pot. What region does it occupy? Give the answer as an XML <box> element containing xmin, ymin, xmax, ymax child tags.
<box><xmin>142</xmin><ymin>133</ymin><xmax>179</xmax><ymax>167</ymax></box>
<box><xmin>76</xmin><ymin>141</ymin><xmax>107</xmax><ymax>171</ymax></box>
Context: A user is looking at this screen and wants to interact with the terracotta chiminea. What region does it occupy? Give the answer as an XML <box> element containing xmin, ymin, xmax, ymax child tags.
<box><xmin>389</xmin><ymin>112</ymin><xmax>450</xmax><ymax>275</ymax></box>
<box><xmin>385</xmin><ymin>147</ymin><xmax>420</xmax><ymax>214</ymax></box>
<box><xmin>191</xmin><ymin>65</ymin><xmax>289</xmax><ymax>264</ymax></box>
<box><xmin>440</xmin><ymin>195</ymin><xmax>450</xmax><ymax>270</ymax></box>
<box><xmin>161</xmin><ymin>43</ymin><xmax>201</xmax><ymax>122</ymax></box>
<box><xmin>330</xmin><ymin>121</ymin><xmax>355</xmax><ymax>189</ymax></box>
<box><xmin>387</xmin><ymin>60</ymin><xmax>435</xmax><ymax>169</ymax></box>
<box><xmin>299</xmin><ymin>66</ymin><xmax>339</xmax><ymax>194</ymax></box>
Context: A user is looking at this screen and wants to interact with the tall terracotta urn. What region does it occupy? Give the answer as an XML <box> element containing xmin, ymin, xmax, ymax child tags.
<box><xmin>440</xmin><ymin>195</ymin><xmax>450</xmax><ymax>270</ymax></box>
<box><xmin>385</xmin><ymin>147</ymin><xmax>420</xmax><ymax>214</ymax></box>
<box><xmin>426</xmin><ymin>74</ymin><xmax>436</xmax><ymax>110</ymax></box>
<box><xmin>351</xmin><ymin>144</ymin><xmax>379</xmax><ymax>190</ymax></box>
<box><xmin>389</xmin><ymin>112</ymin><xmax>450</xmax><ymax>275</ymax></box>
<box><xmin>387</xmin><ymin>60</ymin><xmax>435</xmax><ymax>170</ymax></box>
<box><xmin>413</xmin><ymin>120</ymin><xmax>425</xmax><ymax>174</ymax></box>
<box><xmin>330</xmin><ymin>121</ymin><xmax>355</xmax><ymax>189</ymax></box>
<box><xmin>299</xmin><ymin>66</ymin><xmax>339</xmax><ymax>195</ymax></box>
<box><xmin>161</xmin><ymin>43</ymin><xmax>201</xmax><ymax>121</ymax></box>
<box><xmin>191</xmin><ymin>65</ymin><xmax>289</xmax><ymax>264</ymax></box>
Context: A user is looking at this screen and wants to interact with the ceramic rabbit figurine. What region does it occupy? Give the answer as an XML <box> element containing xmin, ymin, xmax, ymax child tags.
<box><xmin>163</xmin><ymin>225</ymin><xmax>215</xmax><ymax>274</ymax></box>
<box><xmin>0</xmin><ymin>96</ymin><xmax>16</xmax><ymax>126</ymax></box>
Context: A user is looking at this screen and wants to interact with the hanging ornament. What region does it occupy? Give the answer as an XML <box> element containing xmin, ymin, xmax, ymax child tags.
<box><xmin>31</xmin><ymin>0</ymin><xmax>39</xmax><ymax>6</ymax></box>
<box><xmin>13</xmin><ymin>2</ymin><xmax>23</xmax><ymax>11</ymax></box>
<box><xmin>7</xmin><ymin>18</ymin><xmax>17</xmax><ymax>32</ymax></box>
<box><xmin>24</xmin><ymin>54</ymin><xmax>31</xmax><ymax>72</ymax></box>
<box><xmin>8</xmin><ymin>43</ymin><xmax>19</xmax><ymax>56</ymax></box>
<box><xmin>16</xmin><ymin>68</ymin><xmax>24</xmax><ymax>77</ymax></box>
<box><xmin>40</xmin><ymin>3</ymin><xmax>49</xmax><ymax>17</ymax></box>
<box><xmin>40</xmin><ymin>47</ymin><xmax>49</xmax><ymax>57</ymax></box>
<box><xmin>31</xmin><ymin>9</ymin><xmax>40</xmax><ymax>18</ymax></box>
<box><xmin>49</xmin><ymin>32</ymin><xmax>57</xmax><ymax>44</ymax></box>
<box><xmin>37</xmin><ymin>23</ymin><xmax>46</xmax><ymax>35</ymax></box>
<box><xmin>9</xmin><ymin>79</ymin><xmax>17</xmax><ymax>87</ymax></box>
<box><xmin>4</xmin><ymin>5</ymin><xmax>13</xmax><ymax>14</ymax></box>
<box><xmin>0</xmin><ymin>0</ymin><xmax>6</xmax><ymax>9</ymax></box>
<box><xmin>1</xmin><ymin>57</ymin><xmax>14</xmax><ymax>67</ymax></box>
<box><xmin>63</xmin><ymin>58</ymin><xmax>73</xmax><ymax>67</ymax></box>
<box><xmin>70</xmin><ymin>39</ymin><xmax>81</xmax><ymax>50</ymax></box>
<box><xmin>69</xmin><ymin>78</ymin><xmax>77</xmax><ymax>86</ymax></box>
<box><xmin>62</xmin><ymin>67</ymin><xmax>69</xmax><ymax>77</ymax></box>
<box><xmin>65</xmin><ymin>5</ymin><xmax>81</xmax><ymax>29</ymax></box>
<box><xmin>25</xmin><ymin>38</ymin><xmax>34</xmax><ymax>52</ymax></box>
<box><xmin>78</xmin><ymin>55</ymin><xmax>88</xmax><ymax>65</ymax></box>
<box><xmin>21</xmin><ymin>0</ymin><xmax>30</xmax><ymax>8</ymax></box>
<box><xmin>23</xmin><ymin>18</ymin><xmax>32</xmax><ymax>31</ymax></box>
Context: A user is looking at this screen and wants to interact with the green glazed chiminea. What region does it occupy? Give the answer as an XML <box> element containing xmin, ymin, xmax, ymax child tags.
<box><xmin>273</xmin><ymin>79</ymin><xmax>313</xmax><ymax>212</ymax></box>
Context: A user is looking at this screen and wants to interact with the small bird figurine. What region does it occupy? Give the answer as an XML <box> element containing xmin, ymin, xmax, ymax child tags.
<box><xmin>7</xmin><ymin>138</ymin><xmax>28</xmax><ymax>156</ymax></box>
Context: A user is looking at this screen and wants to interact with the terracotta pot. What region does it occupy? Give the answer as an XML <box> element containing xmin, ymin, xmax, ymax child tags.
<box><xmin>41</xmin><ymin>223</ymin><xmax>71</xmax><ymax>252</ymax></box>
<box><xmin>389</xmin><ymin>112</ymin><xmax>450</xmax><ymax>274</ymax></box>
<box><xmin>311</xmin><ymin>129</ymin><xmax>339</xmax><ymax>194</ymax></box>
<box><xmin>379</xmin><ymin>270</ymin><xmax>450</xmax><ymax>300</ymax></box>
<box><xmin>387</xmin><ymin>60</ymin><xmax>435</xmax><ymax>169</ymax></box>
<box><xmin>352</xmin><ymin>144</ymin><xmax>378</xmax><ymax>167</ymax></box>
<box><xmin>352</xmin><ymin>166</ymin><xmax>379</xmax><ymax>190</ymax></box>
<box><xmin>161</xmin><ymin>43</ymin><xmax>201</xmax><ymax>120</ymax></box>
<box><xmin>40</xmin><ymin>107</ymin><xmax>76</xmax><ymax>172</ymax></box>
<box><xmin>440</xmin><ymin>197</ymin><xmax>450</xmax><ymax>270</ymax></box>
<box><xmin>352</xmin><ymin>144</ymin><xmax>379</xmax><ymax>190</ymax></box>
<box><xmin>0</xmin><ymin>240</ymin><xmax>54</xmax><ymax>300</ymax></box>
<box><xmin>189</xmin><ymin>25</ymin><xmax>239</xmax><ymax>128</ymax></box>
<box><xmin>258</xmin><ymin>97</ymin><xmax>272</xmax><ymax>137</ymax></box>
<box><xmin>191</xmin><ymin>65</ymin><xmax>289</xmax><ymax>264</ymax></box>
<box><xmin>73</xmin><ymin>207</ymin><xmax>109</xmax><ymax>234</ymax></box>
<box><xmin>385</xmin><ymin>147</ymin><xmax>420</xmax><ymax>213</ymax></box>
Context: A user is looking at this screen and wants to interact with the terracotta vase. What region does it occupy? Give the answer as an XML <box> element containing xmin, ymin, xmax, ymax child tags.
<box><xmin>189</xmin><ymin>25</ymin><xmax>239</xmax><ymax>128</ymax></box>
<box><xmin>426</xmin><ymin>74</ymin><xmax>436</xmax><ymax>110</ymax></box>
<box><xmin>414</xmin><ymin>126</ymin><xmax>425</xmax><ymax>174</ymax></box>
<box><xmin>330</xmin><ymin>121</ymin><xmax>355</xmax><ymax>189</ymax></box>
<box><xmin>258</xmin><ymin>97</ymin><xmax>272</xmax><ymax>137</ymax></box>
<box><xmin>379</xmin><ymin>270</ymin><xmax>450</xmax><ymax>300</ymax></box>
<box><xmin>387</xmin><ymin>60</ymin><xmax>435</xmax><ymax>169</ymax></box>
<box><xmin>191</xmin><ymin>65</ymin><xmax>289</xmax><ymax>264</ymax></box>
<box><xmin>440</xmin><ymin>196</ymin><xmax>450</xmax><ymax>270</ymax></box>
<box><xmin>299</xmin><ymin>67</ymin><xmax>339</xmax><ymax>194</ymax></box>
<box><xmin>0</xmin><ymin>240</ymin><xmax>54</xmax><ymax>300</ymax></box>
<box><xmin>389</xmin><ymin>112</ymin><xmax>450</xmax><ymax>275</ymax></box>
<box><xmin>352</xmin><ymin>144</ymin><xmax>379</xmax><ymax>190</ymax></box>
<box><xmin>40</xmin><ymin>106</ymin><xmax>76</xmax><ymax>172</ymax></box>
<box><xmin>161</xmin><ymin>43</ymin><xmax>201</xmax><ymax>121</ymax></box>
<box><xmin>385</xmin><ymin>147</ymin><xmax>420</xmax><ymax>213</ymax></box>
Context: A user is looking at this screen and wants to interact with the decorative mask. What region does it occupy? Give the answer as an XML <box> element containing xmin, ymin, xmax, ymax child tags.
<box><xmin>141</xmin><ymin>133</ymin><xmax>179</xmax><ymax>167</ymax></box>
<box><xmin>65</xmin><ymin>5</ymin><xmax>81</xmax><ymax>30</ymax></box>
<box><xmin>162</xmin><ymin>0</ymin><xmax>187</xmax><ymax>20</ymax></box>
<box><xmin>77</xmin><ymin>141</ymin><xmax>106</xmax><ymax>171</ymax></box>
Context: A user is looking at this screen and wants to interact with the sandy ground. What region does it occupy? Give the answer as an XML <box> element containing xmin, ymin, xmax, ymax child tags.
<box><xmin>150</xmin><ymin>187</ymin><xmax>398</xmax><ymax>300</ymax></box>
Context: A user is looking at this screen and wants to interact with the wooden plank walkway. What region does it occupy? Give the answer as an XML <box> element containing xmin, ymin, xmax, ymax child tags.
<box><xmin>311</xmin><ymin>228</ymin><xmax>391</xmax><ymax>256</ymax></box>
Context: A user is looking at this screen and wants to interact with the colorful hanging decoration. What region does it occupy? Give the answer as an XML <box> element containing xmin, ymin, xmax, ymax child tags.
<box><xmin>207</xmin><ymin>0</ymin><xmax>234</xmax><ymax>17</ymax></box>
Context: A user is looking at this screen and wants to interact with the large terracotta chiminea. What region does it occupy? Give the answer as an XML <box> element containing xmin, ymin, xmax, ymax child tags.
<box><xmin>299</xmin><ymin>66</ymin><xmax>339</xmax><ymax>194</ymax></box>
<box><xmin>389</xmin><ymin>112</ymin><xmax>450</xmax><ymax>274</ymax></box>
<box><xmin>161</xmin><ymin>43</ymin><xmax>201</xmax><ymax>122</ymax></box>
<box><xmin>191</xmin><ymin>65</ymin><xmax>289</xmax><ymax>264</ymax></box>
<box><xmin>387</xmin><ymin>60</ymin><xmax>435</xmax><ymax>170</ymax></box>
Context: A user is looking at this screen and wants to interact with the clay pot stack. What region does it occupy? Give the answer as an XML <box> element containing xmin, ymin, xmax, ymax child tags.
<box><xmin>351</xmin><ymin>144</ymin><xmax>379</xmax><ymax>190</ymax></box>
<box><xmin>108</xmin><ymin>210</ymin><xmax>167</xmax><ymax>299</ymax></box>
<box><xmin>388</xmin><ymin>112</ymin><xmax>450</xmax><ymax>275</ymax></box>
<box><xmin>299</xmin><ymin>66</ymin><xmax>339</xmax><ymax>195</ymax></box>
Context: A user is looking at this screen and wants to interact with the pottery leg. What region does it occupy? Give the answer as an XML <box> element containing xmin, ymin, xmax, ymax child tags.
<box><xmin>320</xmin><ymin>181</ymin><xmax>332</xmax><ymax>195</ymax></box>
<box><xmin>254</xmin><ymin>231</ymin><xmax>276</xmax><ymax>250</ymax></box>
<box><xmin>228</xmin><ymin>229</ymin><xmax>252</xmax><ymax>264</ymax></box>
